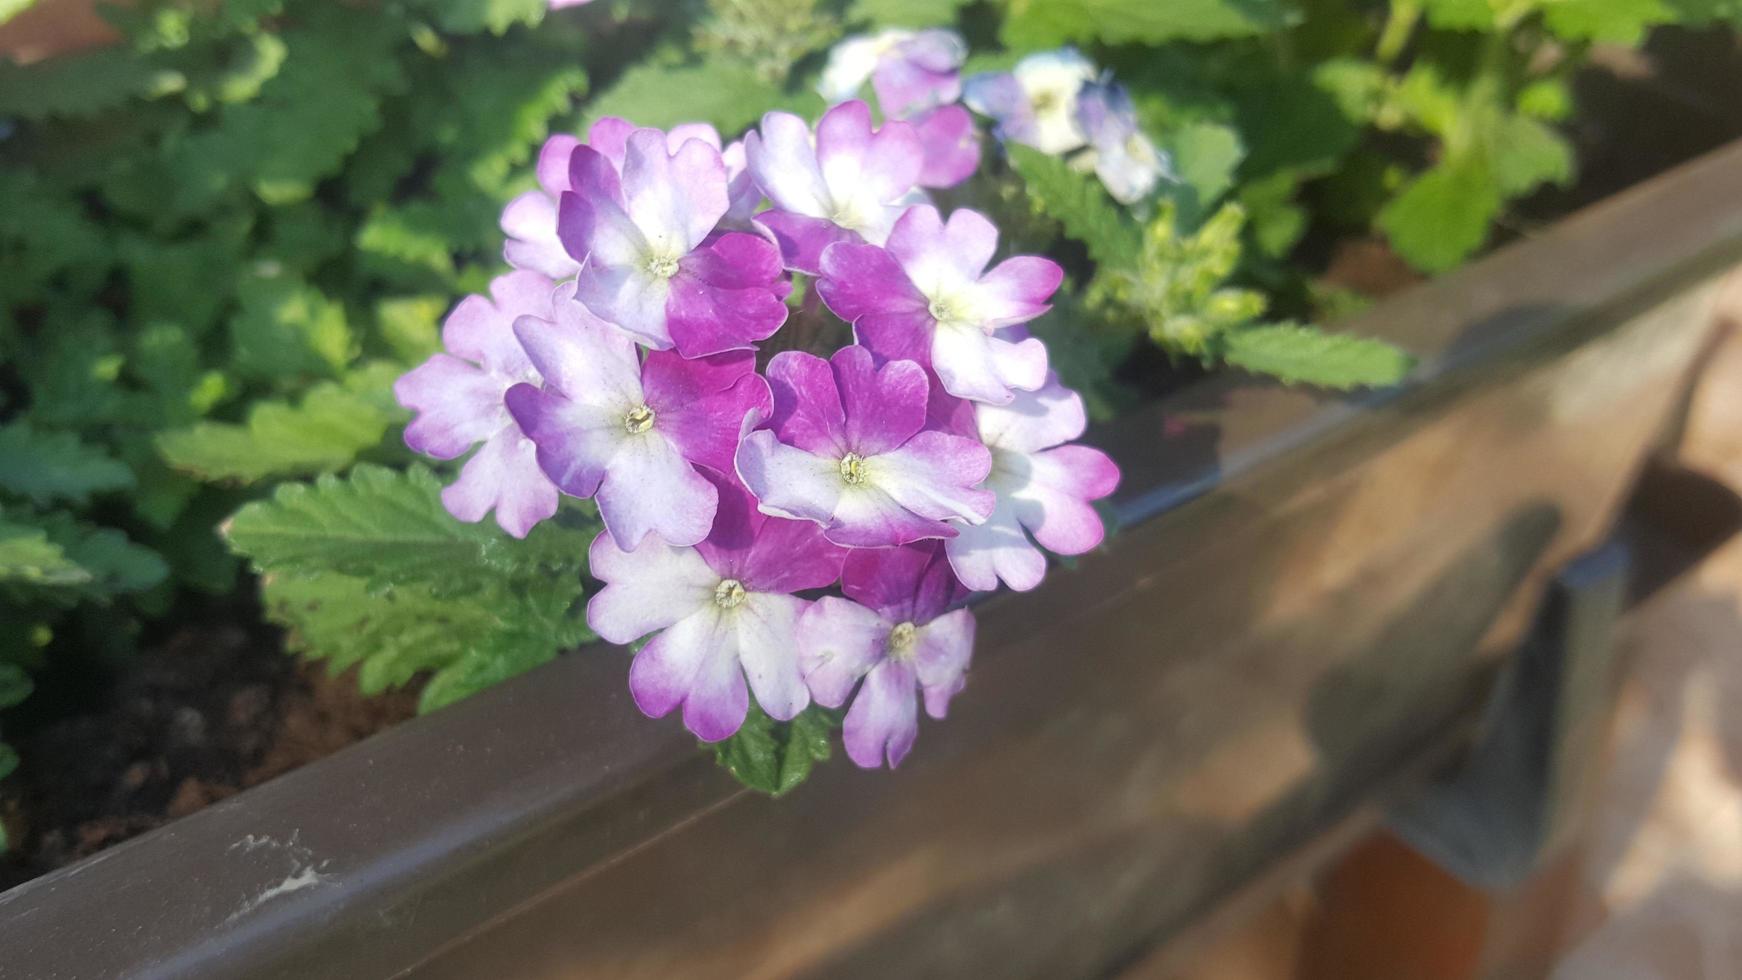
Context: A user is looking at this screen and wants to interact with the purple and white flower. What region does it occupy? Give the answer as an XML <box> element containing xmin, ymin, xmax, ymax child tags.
<box><xmin>817</xmin><ymin>205</ymin><xmax>1058</xmax><ymax>405</ymax></box>
<box><xmin>1076</xmin><ymin>80</ymin><xmax>1171</xmax><ymax>205</ymax></box>
<box><xmin>735</xmin><ymin>345</ymin><xmax>993</xmax><ymax>548</ymax></box>
<box><xmin>501</xmin><ymin>119</ymin><xmax>724</xmax><ymax>280</ymax></box>
<box><xmin>962</xmin><ymin>48</ymin><xmax>1097</xmax><ymax>155</ymax></box>
<box><xmin>945</xmin><ymin>375</ymin><xmax>1120</xmax><ymax>591</ymax></box>
<box><xmin>818</xmin><ymin>29</ymin><xmax>967</xmax><ymax>120</ymax></box>
<box><xmin>394</xmin><ymin>270</ymin><xmax>561</xmax><ymax>539</ymax></box>
<box><xmin>911</xmin><ymin>104</ymin><xmax>981</xmax><ymax>189</ymax></box>
<box><xmin>745</xmin><ymin>100</ymin><xmax>923</xmax><ymax>274</ymax></box>
<box><xmin>798</xmin><ymin>542</ymin><xmax>974</xmax><ymax>769</ymax></box>
<box><xmin>589</xmin><ymin>472</ymin><xmax>847</xmax><ymax>741</ymax></box>
<box><xmin>504</xmin><ymin>285</ymin><xmax>771</xmax><ymax>549</ymax></box>
<box><xmin>557</xmin><ymin>128</ymin><xmax>788</xmax><ymax>356</ymax></box>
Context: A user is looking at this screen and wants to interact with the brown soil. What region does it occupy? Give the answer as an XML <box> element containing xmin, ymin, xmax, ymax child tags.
<box><xmin>0</xmin><ymin>624</ymin><xmax>417</xmax><ymax>891</ymax></box>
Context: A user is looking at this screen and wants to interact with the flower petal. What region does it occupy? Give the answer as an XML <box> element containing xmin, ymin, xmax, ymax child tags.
<box><xmin>765</xmin><ymin>351</ymin><xmax>848</xmax><ymax>456</ymax></box>
<box><xmin>871</xmin><ymin>430</ymin><xmax>994</xmax><ymax>525</ymax></box>
<box><xmin>913</xmin><ymin>607</ymin><xmax>973</xmax><ymax>719</ymax></box>
<box><xmin>911</xmin><ymin>105</ymin><xmax>981</xmax><ymax>189</ymax></box>
<box><xmin>586</xmin><ymin>529</ymin><xmax>718</xmax><ymax>644</ymax></box>
<box><xmin>442</xmin><ymin>272</ymin><xmax>554</xmax><ymax>375</ymax></box>
<box><xmin>510</xmin><ymin>287</ymin><xmax>643</xmax><ymax>408</ymax></box>
<box><xmin>659</xmin><ymin>372</ymin><xmax>772</xmax><ymax>474</ymax></box>
<box><xmin>829</xmin><ymin>485</ymin><xmax>961</xmax><ymax>547</ymax></box>
<box><xmin>930</xmin><ymin>322</ymin><xmax>1048</xmax><ymax>404</ymax></box>
<box><xmin>396</xmin><ymin>354</ymin><xmax>508</xmax><ymax>459</ymax></box>
<box><xmin>666</xmin><ymin>232</ymin><xmax>789</xmax><ymax>354</ymax></box>
<box><xmin>973</xmin><ymin>255</ymin><xmax>1063</xmax><ymax>328</ymax></box>
<box><xmin>798</xmin><ymin>596</ymin><xmax>887</xmax><ymax>708</ymax></box>
<box><xmin>973</xmin><ymin>374</ymin><xmax>1086</xmax><ymax>453</ymax></box>
<box><xmin>756</xmin><ymin>210</ymin><xmax>862</xmax><ymax>276</ymax></box>
<box><xmin>440</xmin><ymin>426</ymin><xmax>560</xmax><ymax>538</ymax></box>
<box><xmin>595</xmin><ymin>431</ymin><xmax>719</xmax><ymax>549</ymax></box>
<box><xmin>816</xmin><ymin>239</ymin><xmax>927</xmax><ymax>325</ymax></box>
<box><xmin>573</xmin><ymin>262</ymin><xmax>675</xmax><ymax>349</ymax></box>
<box><xmin>504</xmin><ymin>382</ymin><xmax>623</xmax><ymax>499</ymax></box>
<box><xmin>747</xmin><ymin>111</ymin><xmax>832</xmax><ymax>218</ymax></box>
<box><xmin>1017</xmin><ymin>444</ymin><xmax>1118</xmax><ymax>555</ymax></box>
<box><xmin>843</xmin><ymin>659</ymin><xmax>919</xmax><ymax>768</ymax></box>
<box><xmin>943</xmin><ymin>493</ymin><xmax>1047</xmax><ymax>592</ymax></box>
<box><xmin>621</xmin><ymin>128</ymin><xmax>728</xmax><ymax>255</ymax></box>
<box><xmin>887</xmin><ymin>205</ymin><xmax>998</xmax><ymax>292</ymax></box>
<box><xmin>535</xmin><ymin>133</ymin><xmax>581</xmax><ymax>195</ymax></box>
<box><xmin>501</xmin><ymin>192</ymin><xmax>577</xmax><ymax>280</ymax></box>
<box><xmin>735</xmin><ymin>429</ymin><xmax>844</xmax><ymax>526</ymax></box>
<box><xmin>832</xmin><ymin>344</ymin><xmax>927</xmax><ymax>457</ymax></box>
<box><xmin>739</xmin><ymin>510</ymin><xmax>846</xmax><ymax>594</ymax></box>
<box><xmin>733</xmin><ymin>593</ymin><xmax>811</xmax><ymax>721</ymax></box>
<box><xmin>843</xmin><ymin>540</ymin><xmax>966</xmax><ymax>623</ymax></box>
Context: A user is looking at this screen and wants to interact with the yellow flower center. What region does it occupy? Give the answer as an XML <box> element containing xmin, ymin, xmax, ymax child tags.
<box><xmin>623</xmin><ymin>404</ymin><xmax>656</xmax><ymax>434</ymax></box>
<box><xmin>646</xmin><ymin>255</ymin><xmax>680</xmax><ymax>279</ymax></box>
<box><xmin>887</xmin><ymin>621</ymin><xmax>917</xmax><ymax>659</ymax></box>
<box><xmin>838</xmin><ymin>452</ymin><xmax>868</xmax><ymax>485</ymax></box>
<box><xmin>713</xmin><ymin>579</ymin><xmax>747</xmax><ymax>609</ymax></box>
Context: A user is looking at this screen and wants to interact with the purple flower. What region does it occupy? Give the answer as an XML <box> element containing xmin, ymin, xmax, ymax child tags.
<box><xmin>589</xmin><ymin>472</ymin><xmax>847</xmax><ymax>741</ymax></box>
<box><xmin>1076</xmin><ymin>80</ymin><xmax>1171</xmax><ymax>205</ymax></box>
<box><xmin>963</xmin><ymin>48</ymin><xmax>1097</xmax><ymax>155</ymax></box>
<box><xmin>911</xmin><ymin>104</ymin><xmax>981</xmax><ymax>189</ymax></box>
<box><xmin>394</xmin><ymin>271</ymin><xmax>561</xmax><ymax>538</ymax></box>
<box><xmin>556</xmin><ymin>128</ymin><xmax>788</xmax><ymax>356</ymax></box>
<box><xmin>504</xmin><ymin>285</ymin><xmax>771</xmax><ymax>549</ymax></box>
<box><xmin>734</xmin><ymin>345</ymin><xmax>993</xmax><ymax>548</ymax></box>
<box><xmin>798</xmin><ymin>542</ymin><xmax>974</xmax><ymax>769</ymax></box>
<box><xmin>817</xmin><ymin>205</ymin><xmax>1059</xmax><ymax>405</ymax></box>
<box><xmin>745</xmin><ymin>100</ymin><xmax>923</xmax><ymax>274</ymax></box>
<box><xmin>818</xmin><ymin>29</ymin><xmax>967</xmax><ymax>121</ymax></box>
<box><xmin>945</xmin><ymin>375</ymin><xmax>1120</xmax><ymax>591</ymax></box>
<box><xmin>501</xmin><ymin>119</ymin><xmax>723</xmax><ymax>281</ymax></box>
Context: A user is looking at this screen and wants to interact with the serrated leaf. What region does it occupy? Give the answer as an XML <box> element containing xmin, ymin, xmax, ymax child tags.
<box><xmin>713</xmin><ymin>702</ymin><xmax>837</xmax><ymax>796</ymax></box>
<box><xmin>0</xmin><ymin>48</ymin><xmax>183</xmax><ymax>120</ymax></box>
<box><xmin>1161</xmin><ymin>120</ymin><xmax>1245</xmax><ymax>228</ymax></box>
<box><xmin>1000</xmin><ymin>0</ymin><xmax>1289</xmax><ymax>47</ymax></box>
<box><xmin>1490</xmin><ymin>114</ymin><xmax>1574</xmax><ymax>196</ymax></box>
<box><xmin>585</xmin><ymin>53</ymin><xmax>813</xmax><ymax>138</ymax></box>
<box><xmin>228</xmin><ymin>268</ymin><xmax>356</xmax><ymax>381</ymax></box>
<box><xmin>849</xmin><ymin>0</ymin><xmax>969</xmax><ymax>26</ymax></box>
<box><xmin>265</xmin><ymin>572</ymin><xmax>500</xmax><ymax>689</ymax></box>
<box><xmin>155</xmin><ymin>374</ymin><xmax>402</xmax><ymax>484</ymax></box>
<box><xmin>1377</xmin><ymin>154</ymin><xmax>1501</xmax><ymax>273</ymax></box>
<box><xmin>0</xmin><ymin>423</ymin><xmax>134</xmax><ymax>507</ymax></box>
<box><xmin>1222</xmin><ymin>322</ymin><xmax>1415</xmax><ymax>389</ymax></box>
<box><xmin>226</xmin><ymin>465</ymin><xmax>501</xmax><ymax>585</ymax></box>
<box><xmin>1006</xmin><ymin>145</ymin><xmax>1142</xmax><ymax>271</ymax></box>
<box><xmin>0</xmin><ymin>522</ymin><xmax>90</xmax><ymax>588</ymax></box>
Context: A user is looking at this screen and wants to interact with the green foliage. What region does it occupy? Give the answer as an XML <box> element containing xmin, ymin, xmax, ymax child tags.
<box><xmin>713</xmin><ymin>703</ymin><xmax>838</xmax><ymax>796</ymax></box>
<box><xmin>0</xmin><ymin>424</ymin><xmax>134</xmax><ymax>507</ymax></box>
<box><xmin>1222</xmin><ymin>322</ymin><xmax>1416</xmax><ymax>389</ymax></box>
<box><xmin>585</xmin><ymin>50</ymin><xmax>819</xmax><ymax>137</ymax></box>
<box><xmin>1006</xmin><ymin>146</ymin><xmax>1142</xmax><ymax>270</ymax></box>
<box><xmin>1000</xmin><ymin>0</ymin><xmax>1290</xmax><ymax>47</ymax></box>
<box><xmin>229</xmin><ymin>465</ymin><xmax>595</xmax><ymax>711</ymax></box>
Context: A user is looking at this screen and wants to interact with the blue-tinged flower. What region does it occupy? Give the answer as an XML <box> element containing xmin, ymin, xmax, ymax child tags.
<box><xmin>963</xmin><ymin>48</ymin><xmax>1097</xmax><ymax>155</ymax></box>
<box><xmin>1076</xmin><ymin>80</ymin><xmax>1173</xmax><ymax>204</ymax></box>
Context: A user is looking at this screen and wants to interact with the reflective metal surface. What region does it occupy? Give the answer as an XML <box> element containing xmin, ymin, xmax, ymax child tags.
<box><xmin>0</xmin><ymin>141</ymin><xmax>1739</xmax><ymax>979</ymax></box>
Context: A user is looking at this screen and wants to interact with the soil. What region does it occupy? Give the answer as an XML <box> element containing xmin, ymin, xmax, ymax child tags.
<box><xmin>0</xmin><ymin>621</ymin><xmax>418</xmax><ymax>891</ymax></box>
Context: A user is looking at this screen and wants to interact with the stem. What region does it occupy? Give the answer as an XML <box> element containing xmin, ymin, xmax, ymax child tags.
<box><xmin>1375</xmin><ymin>0</ymin><xmax>1422</xmax><ymax>67</ymax></box>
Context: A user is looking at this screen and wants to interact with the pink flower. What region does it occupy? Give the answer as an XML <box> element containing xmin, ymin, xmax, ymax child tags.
<box><xmin>817</xmin><ymin>205</ymin><xmax>1060</xmax><ymax>405</ymax></box>
<box><xmin>946</xmin><ymin>375</ymin><xmax>1120</xmax><ymax>591</ymax></box>
<box><xmin>911</xmin><ymin>104</ymin><xmax>981</xmax><ymax>189</ymax></box>
<box><xmin>504</xmin><ymin>284</ymin><xmax>771</xmax><ymax>549</ymax></box>
<box><xmin>818</xmin><ymin>29</ymin><xmax>967</xmax><ymax>120</ymax></box>
<box><xmin>589</xmin><ymin>472</ymin><xmax>847</xmax><ymax>741</ymax></box>
<box><xmin>734</xmin><ymin>345</ymin><xmax>993</xmax><ymax>547</ymax></box>
<box><xmin>555</xmin><ymin>128</ymin><xmax>788</xmax><ymax>356</ymax></box>
<box><xmin>798</xmin><ymin>542</ymin><xmax>974</xmax><ymax>769</ymax></box>
<box><xmin>394</xmin><ymin>271</ymin><xmax>561</xmax><ymax>538</ymax></box>
<box><xmin>745</xmin><ymin>100</ymin><xmax>923</xmax><ymax>274</ymax></box>
<box><xmin>501</xmin><ymin>119</ymin><xmax>724</xmax><ymax>281</ymax></box>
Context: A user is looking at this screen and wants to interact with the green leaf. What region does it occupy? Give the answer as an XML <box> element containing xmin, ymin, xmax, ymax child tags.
<box><xmin>713</xmin><ymin>702</ymin><xmax>837</xmax><ymax>796</ymax></box>
<box><xmin>1000</xmin><ymin>0</ymin><xmax>1289</xmax><ymax>47</ymax></box>
<box><xmin>228</xmin><ymin>267</ymin><xmax>356</xmax><ymax>381</ymax></box>
<box><xmin>223</xmin><ymin>464</ymin><xmax>592</xmax><ymax>592</ymax></box>
<box><xmin>0</xmin><ymin>521</ymin><xmax>90</xmax><ymax>588</ymax></box>
<box><xmin>585</xmin><ymin>53</ymin><xmax>813</xmax><ymax>137</ymax></box>
<box><xmin>1489</xmin><ymin>114</ymin><xmax>1574</xmax><ymax>196</ymax></box>
<box><xmin>0</xmin><ymin>423</ymin><xmax>134</xmax><ymax>507</ymax></box>
<box><xmin>849</xmin><ymin>0</ymin><xmax>969</xmax><ymax>26</ymax></box>
<box><xmin>1161</xmin><ymin>120</ymin><xmax>1245</xmax><ymax>227</ymax></box>
<box><xmin>413</xmin><ymin>0</ymin><xmax>547</xmax><ymax>34</ymax></box>
<box><xmin>1006</xmin><ymin>145</ymin><xmax>1143</xmax><ymax>271</ymax></box>
<box><xmin>1542</xmin><ymin>0</ymin><xmax>1673</xmax><ymax>43</ymax></box>
<box><xmin>0</xmin><ymin>48</ymin><xmax>183</xmax><ymax>120</ymax></box>
<box><xmin>1377</xmin><ymin>154</ymin><xmax>1501</xmax><ymax>273</ymax></box>
<box><xmin>155</xmin><ymin>372</ymin><xmax>402</xmax><ymax>484</ymax></box>
<box><xmin>1222</xmin><ymin>322</ymin><xmax>1415</xmax><ymax>389</ymax></box>
<box><xmin>0</xmin><ymin>662</ymin><xmax>33</xmax><ymax>709</ymax></box>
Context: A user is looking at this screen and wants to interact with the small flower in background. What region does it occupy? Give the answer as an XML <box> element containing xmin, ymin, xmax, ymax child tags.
<box><xmin>817</xmin><ymin>205</ymin><xmax>1058</xmax><ymax>405</ymax></box>
<box><xmin>799</xmin><ymin>542</ymin><xmax>974</xmax><ymax>769</ymax></box>
<box><xmin>817</xmin><ymin>28</ymin><xmax>966</xmax><ymax>120</ymax></box>
<box><xmin>505</xmin><ymin>284</ymin><xmax>771</xmax><ymax>549</ymax></box>
<box><xmin>963</xmin><ymin>48</ymin><xmax>1097</xmax><ymax>155</ymax></box>
<box><xmin>910</xmin><ymin>104</ymin><xmax>980</xmax><ymax>189</ymax></box>
<box><xmin>1075</xmin><ymin>80</ymin><xmax>1172</xmax><ymax>205</ymax></box>
<box><xmin>945</xmin><ymin>375</ymin><xmax>1120</xmax><ymax>591</ymax></box>
<box><xmin>745</xmin><ymin>100</ymin><xmax>922</xmax><ymax>274</ymax></box>
<box><xmin>589</xmin><ymin>472</ymin><xmax>847</xmax><ymax>741</ymax></box>
<box><xmin>500</xmin><ymin>119</ymin><xmax>725</xmax><ymax>281</ymax></box>
<box><xmin>735</xmin><ymin>345</ymin><xmax>993</xmax><ymax>547</ymax></box>
<box><xmin>559</xmin><ymin>128</ymin><xmax>789</xmax><ymax>355</ymax></box>
<box><xmin>394</xmin><ymin>270</ymin><xmax>561</xmax><ymax>539</ymax></box>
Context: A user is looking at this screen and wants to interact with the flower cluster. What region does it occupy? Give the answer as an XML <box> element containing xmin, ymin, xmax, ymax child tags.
<box><xmin>964</xmin><ymin>48</ymin><xmax>1173</xmax><ymax>205</ymax></box>
<box><xmin>398</xmin><ymin>93</ymin><xmax>1119</xmax><ymax>769</ymax></box>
